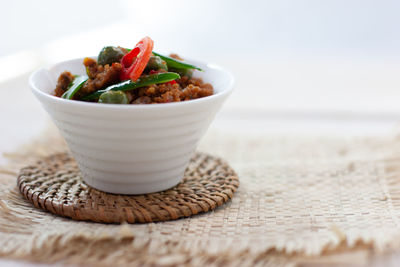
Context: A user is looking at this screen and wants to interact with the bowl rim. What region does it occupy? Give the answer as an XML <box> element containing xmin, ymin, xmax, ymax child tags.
<box><xmin>29</xmin><ymin>57</ymin><xmax>234</xmax><ymax>110</ymax></box>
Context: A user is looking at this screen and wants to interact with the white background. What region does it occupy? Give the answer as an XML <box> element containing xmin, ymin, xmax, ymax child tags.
<box><xmin>2</xmin><ymin>0</ymin><xmax>400</xmax><ymax>157</ymax></box>
<box><xmin>1</xmin><ymin>0</ymin><xmax>400</xmax><ymax>113</ymax></box>
<box><xmin>1</xmin><ymin>0</ymin><xmax>400</xmax><ymax>150</ymax></box>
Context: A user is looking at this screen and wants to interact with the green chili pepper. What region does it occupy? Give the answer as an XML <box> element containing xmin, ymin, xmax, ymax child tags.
<box><xmin>61</xmin><ymin>76</ymin><xmax>88</xmax><ymax>100</ymax></box>
<box><xmin>81</xmin><ymin>72</ymin><xmax>180</xmax><ymax>101</ymax></box>
<box><xmin>152</xmin><ymin>52</ymin><xmax>202</xmax><ymax>71</ymax></box>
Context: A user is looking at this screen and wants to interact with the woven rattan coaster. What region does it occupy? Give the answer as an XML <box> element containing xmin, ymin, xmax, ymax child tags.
<box><xmin>17</xmin><ymin>152</ymin><xmax>239</xmax><ymax>223</ymax></box>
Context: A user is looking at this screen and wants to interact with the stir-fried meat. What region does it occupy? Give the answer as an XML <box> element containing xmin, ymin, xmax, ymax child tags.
<box><xmin>130</xmin><ymin>80</ymin><xmax>213</xmax><ymax>104</ymax></box>
<box><xmin>77</xmin><ymin>58</ymin><xmax>122</xmax><ymax>97</ymax></box>
<box><xmin>53</xmin><ymin>54</ymin><xmax>214</xmax><ymax>103</ymax></box>
<box><xmin>54</xmin><ymin>71</ymin><xmax>74</xmax><ymax>97</ymax></box>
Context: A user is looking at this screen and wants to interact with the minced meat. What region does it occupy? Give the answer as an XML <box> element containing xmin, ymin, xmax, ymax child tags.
<box><xmin>169</xmin><ymin>54</ymin><xmax>183</xmax><ymax>61</ymax></box>
<box><xmin>54</xmin><ymin>54</ymin><xmax>213</xmax><ymax>103</ymax></box>
<box><xmin>76</xmin><ymin>58</ymin><xmax>122</xmax><ymax>97</ymax></box>
<box><xmin>129</xmin><ymin>78</ymin><xmax>213</xmax><ymax>104</ymax></box>
<box><xmin>54</xmin><ymin>71</ymin><xmax>74</xmax><ymax>97</ymax></box>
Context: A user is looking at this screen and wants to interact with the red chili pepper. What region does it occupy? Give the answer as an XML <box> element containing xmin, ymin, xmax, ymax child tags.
<box><xmin>120</xmin><ymin>37</ymin><xmax>154</xmax><ymax>81</ymax></box>
<box><xmin>166</xmin><ymin>80</ymin><xmax>177</xmax><ymax>85</ymax></box>
<box><xmin>149</xmin><ymin>70</ymin><xmax>158</xmax><ymax>75</ymax></box>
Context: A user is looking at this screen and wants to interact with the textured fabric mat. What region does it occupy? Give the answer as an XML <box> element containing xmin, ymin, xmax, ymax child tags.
<box><xmin>2</xmin><ymin>127</ymin><xmax>400</xmax><ymax>266</ymax></box>
<box><xmin>17</xmin><ymin>152</ymin><xmax>238</xmax><ymax>223</ymax></box>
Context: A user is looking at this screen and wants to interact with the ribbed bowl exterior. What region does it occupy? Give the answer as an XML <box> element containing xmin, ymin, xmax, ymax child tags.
<box><xmin>30</xmin><ymin>58</ymin><xmax>233</xmax><ymax>194</ymax></box>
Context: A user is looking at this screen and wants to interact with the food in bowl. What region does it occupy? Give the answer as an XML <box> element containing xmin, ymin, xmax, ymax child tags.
<box><xmin>30</xmin><ymin>42</ymin><xmax>234</xmax><ymax>194</ymax></box>
<box><xmin>54</xmin><ymin>36</ymin><xmax>213</xmax><ymax>104</ymax></box>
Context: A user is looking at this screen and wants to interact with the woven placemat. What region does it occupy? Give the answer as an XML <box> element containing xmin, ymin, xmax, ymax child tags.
<box><xmin>16</xmin><ymin>152</ymin><xmax>239</xmax><ymax>223</ymax></box>
<box><xmin>3</xmin><ymin>127</ymin><xmax>400</xmax><ymax>266</ymax></box>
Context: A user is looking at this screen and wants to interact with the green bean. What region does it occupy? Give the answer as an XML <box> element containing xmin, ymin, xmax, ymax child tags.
<box><xmin>98</xmin><ymin>46</ymin><xmax>125</xmax><ymax>65</ymax></box>
<box><xmin>169</xmin><ymin>68</ymin><xmax>194</xmax><ymax>78</ymax></box>
<box><xmin>61</xmin><ymin>76</ymin><xmax>88</xmax><ymax>100</ymax></box>
<box><xmin>145</xmin><ymin>56</ymin><xmax>168</xmax><ymax>71</ymax></box>
<box><xmin>152</xmin><ymin>52</ymin><xmax>202</xmax><ymax>71</ymax></box>
<box><xmin>124</xmin><ymin>48</ymin><xmax>201</xmax><ymax>71</ymax></box>
<box><xmin>99</xmin><ymin>90</ymin><xmax>128</xmax><ymax>104</ymax></box>
<box><xmin>81</xmin><ymin>72</ymin><xmax>180</xmax><ymax>101</ymax></box>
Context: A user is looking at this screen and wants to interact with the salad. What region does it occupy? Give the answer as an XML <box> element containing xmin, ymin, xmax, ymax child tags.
<box><xmin>54</xmin><ymin>37</ymin><xmax>213</xmax><ymax>104</ymax></box>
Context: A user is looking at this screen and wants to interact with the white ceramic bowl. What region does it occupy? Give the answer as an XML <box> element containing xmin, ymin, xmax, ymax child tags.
<box><xmin>29</xmin><ymin>57</ymin><xmax>234</xmax><ymax>194</ymax></box>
